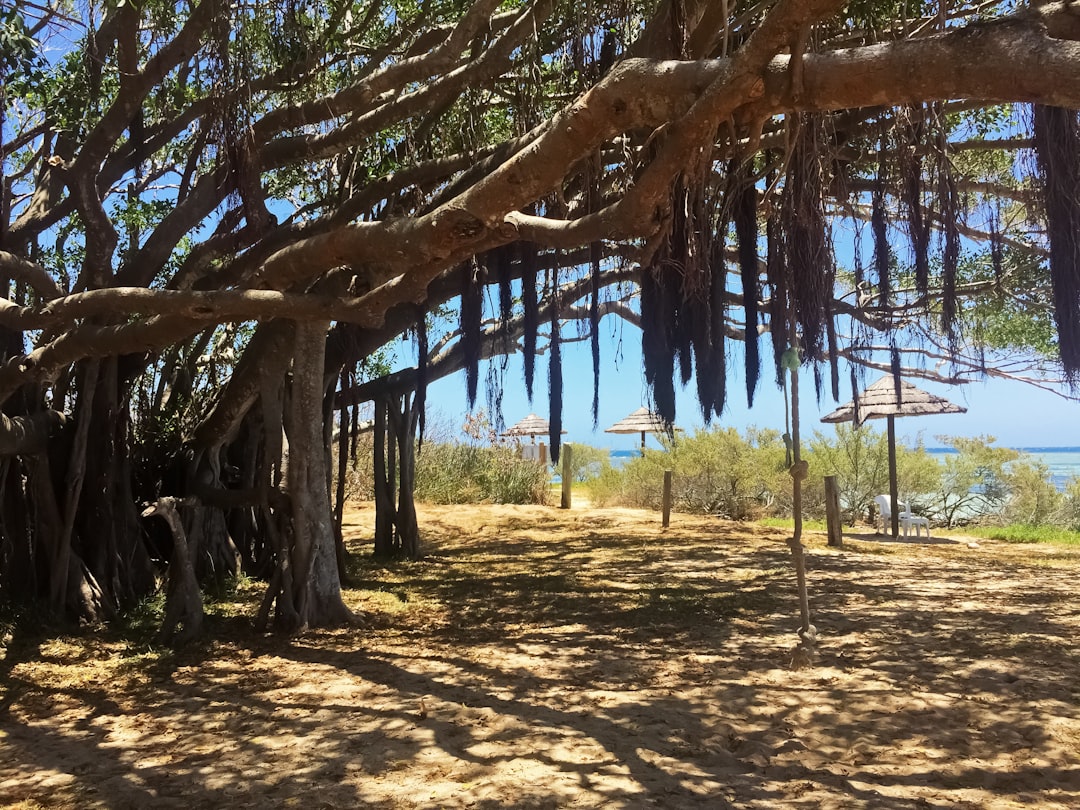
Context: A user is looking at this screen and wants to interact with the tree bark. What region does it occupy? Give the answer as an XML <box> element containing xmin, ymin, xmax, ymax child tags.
<box><xmin>388</xmin><ymin>392</ymin><xmax>420</xmax><ymax>560</ymax></box>
<box><xmin>282</xmin><ymin>320</ymin><xmax>354</xmax><ymax>630</ymax></box>
<box><xmin>141</xmin><ymin>497</ymin><xmax>204</xmax><ymax>646</ymax></box>
<box><xmin>372</xmin><ymin>395</ymin><xmax>395</xmax><ymax>557</ymax></box>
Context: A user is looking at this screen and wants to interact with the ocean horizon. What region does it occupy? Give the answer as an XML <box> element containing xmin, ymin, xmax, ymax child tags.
<box><xmin>607</xmin><ymin>446</ymin><xmax>1080</xmax><ymax>489</ymax></box>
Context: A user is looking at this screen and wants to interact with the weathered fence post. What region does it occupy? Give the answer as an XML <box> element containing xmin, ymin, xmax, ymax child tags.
<box><xmin>662</xmin><ymin>469</ymin><xmax>673</xmax><ymax>528</ymax></box>
<box><xmin>560</xmin><ymin>444</ymin><xmax>572</xmax><ymax>509</ymax></box>
<box><xmin>824</xmin><ymin>474</ymin><xmax>843</xmax><ymax>547</ymax></box>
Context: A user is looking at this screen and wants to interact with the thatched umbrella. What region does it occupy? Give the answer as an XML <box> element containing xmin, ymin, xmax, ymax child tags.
<box><xmin>821</xmin><ymin>375</ymin><xmax>966</xmax><ymax>536</ymax></box>
<box><xmin>503</xmin><ymin>413</ymin><xmax>566</xmax><ymax>442</ymax></box>
<box><xmin>604</xmin><ymin>407</ymin><xmax>680</xmax><ymax>451</ymax></box>
<box><xmin>503</xmin><ymin>413</ymin><xmax>550</xmax><ymax>440</ymax></box>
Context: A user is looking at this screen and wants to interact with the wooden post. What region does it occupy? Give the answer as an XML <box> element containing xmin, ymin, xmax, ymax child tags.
<box><xmin>560</xmin><ymin>444</ymin><xmax>572</xmax><ymax>509</ymax></box>
<box><xmin>824</xmin><ymin>475</ymin><xmax>843</xmax><ymax>547</ymax></box>
<box><xmin>662</xmin><ymin>470</ymin><xmax>673</xmax><ymax>528</ymax></box>
<box><xmin>887</xmin><ymin>414</ymin><xmax>899</xmax><ymax>538</ymax></box>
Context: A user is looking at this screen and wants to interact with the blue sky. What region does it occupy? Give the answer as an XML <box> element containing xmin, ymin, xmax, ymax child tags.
<box><xmin>426</xmin><ymin>314</ymin><xmax>1080</xmax><ymax>451</ymax></box>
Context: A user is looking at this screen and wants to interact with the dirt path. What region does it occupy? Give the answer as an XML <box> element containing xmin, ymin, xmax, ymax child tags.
<box><xmin>2</xmin><ymin>503</ymin><xmax>1078</xmax><ymax>808</ymax></box>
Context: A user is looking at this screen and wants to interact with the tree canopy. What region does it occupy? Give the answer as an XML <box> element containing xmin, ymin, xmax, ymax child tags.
<box><xmin>1</xmin><ymin>0</ymin><xmax>1079</xmax><ymax>631</ymax></box>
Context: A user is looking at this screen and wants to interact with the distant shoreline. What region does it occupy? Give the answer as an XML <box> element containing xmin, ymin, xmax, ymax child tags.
<box><xmin>926</xmin><ymin>446</ymin><xmax>1080</xmax><ymax>454</ymax></box>
<box><xmin>607</xmin><ymin>447</ymin><xmax>1080</xmax><ymax>454</ymax></box>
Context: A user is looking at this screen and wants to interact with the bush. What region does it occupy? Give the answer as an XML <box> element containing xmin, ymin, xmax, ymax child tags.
<box><xmin>414</xmin><ymin>442</ymin><xmax>550</xmax><ymax>504</ymax></box>
<box><xmin>1003</xmin><ymin>459</ymin><xmax>1062</xmax><ymax>526</ymax></box>
<box><xmin>340</xmin><ymin>432</ymin><xmax>376</xmax><ymax>502</ymax></box>
<box><xmin>930</xmin><ymin>435</ymin><xmax>1018</xmax><ymax>527</ymax></box>
<box><xmin>1059</xmin><ymin>476</ymin><xmax>1080</xmax><ymax>531</ymax></box>
<box><xmin>562</xmin><ymin>442</ymin><xmax>612</xmax><ymax>482</ymax></box>
<box><xmin>587</xmin><ymin>427</ymin><xmax>789</xmax><ymax>520</ymax></box>
<box><xmin>806</xmin><ymin>424</ymin><xmax>939</xmax><ymax>526</ymax></box>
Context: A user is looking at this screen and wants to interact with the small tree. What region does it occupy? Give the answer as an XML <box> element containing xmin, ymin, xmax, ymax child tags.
<box><xmin>596</xmin><ymin>428</ymin><xmax>787</xmax><ymax>519</ymax></box>
<box><xmin>1003</xmin><ymin>459</ymin><xmax>1062</xmax><ymax>526</ymax></box>
<box><xmin>808</xmin><ymin>425</ymin><xmax>890</xmax><ymax>525</ymax></box>
<box><xmin>930</xmin><ymin>435</ymin><xmax>1019</xmax><ymax>527</ymax></box>
<box><xmin>563</xmin><ymin>443</ymin><xmax>612</xmax><ymax>483</ymax></box>
<box><xmin>808</xmin><ymin>425</ymin><xmax>942</xmax><ymax>526</ymax></box>
<box><xmin>1058</xmin><ymin>477</ymin><xmax>1080</xmax><ymax>531</ymax></box>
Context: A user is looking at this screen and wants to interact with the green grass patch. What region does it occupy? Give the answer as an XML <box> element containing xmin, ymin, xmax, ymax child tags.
<box><xmin>757</xmin><ymin>516</ymin><xmax>829</xmax><ymax>532</ymax></box>
<box><xmin>953</xmin><ymin>524</ymin><xmax>1080</xmax><ymax>546</ymax></box>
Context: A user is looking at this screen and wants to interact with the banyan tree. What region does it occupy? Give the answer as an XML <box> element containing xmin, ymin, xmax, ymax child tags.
<box><xmin>1</xmin><ymin>0</ymin><xmax>1079</xmax><ymax>636</ymax></box>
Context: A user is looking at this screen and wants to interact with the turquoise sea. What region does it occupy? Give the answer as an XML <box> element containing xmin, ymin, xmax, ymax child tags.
<box><xmin>609</xmin><ymin>447</ymin><xmax>1080</xmax><ymax>490</ymax></box>
<box><xmin>929</xmin><ymin>447</ymin><xmax>1080</xmax><ymax>491</ymax></box>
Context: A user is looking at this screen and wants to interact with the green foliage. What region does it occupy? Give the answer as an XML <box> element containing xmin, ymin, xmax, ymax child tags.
<box><xmin>1059</xmin><ymin>477</ymin><xmax>1080</xmax><ymax>532</ymax></box>
<box><xmin>960</xmin><ymin>524</ymin><xmax>1080</xmax><ymax>547</ymax></box>
<box><xmin>589</xmin><ymin>427</ymin><xmax>788</xmax><ymax>519</ymax></box>
<box><xmin>931</xmin><ymin>434</ymin><xmax>1018</xmax><ymax>526</ymax></box>
<box><xmin>0</xmin><ymin>7</ymin><xmax>43</xmax><ymax>81</ymax></box>
<box><xmin>414</xmin><ymin>442</ymin><xmax>549</xmax><ymax>504</ymax></box>
<box><xmin>807</xmin><ymin>424</ymin><xmax>938</xmax><ymax>525</ymax></box>
<box><xmin>561</xmin><ymin>442</ymin><xmax>611</xmax><ymax>483</ymax></box>
<box><xmin>955</xmin><ymin>249</ymin><xmax>1059</xmax><ymax>359</ymax></box>
<box><xmin>1003</xmin><ymin>459</ymin><xmax>1062</xmax><ymax>526</ymax></box>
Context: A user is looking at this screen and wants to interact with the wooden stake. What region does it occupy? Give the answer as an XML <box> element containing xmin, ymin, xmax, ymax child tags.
<box><xmin>560</xmin><ymin>444</ymin><xmax>572</xmax><ymax>509</ymax></box>
<box><xmin>824</xmin><ymin>475</ymin><xmax>843</xmax><ymax>547</ymax></box>
<box><xmin>662</xmin><ymin>469</ymin><xmax>673</xmax><ymax>528</ymax></box>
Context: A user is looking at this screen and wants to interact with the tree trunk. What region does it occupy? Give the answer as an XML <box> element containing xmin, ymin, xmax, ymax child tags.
<box><xmin>389</xmin><ymin>392</ymin><xmax>420</xmax><ymax>560</ymax></box>
<box><xmin>372</xmin><ymin>396</ymin><xmax>395</xmax><ymax>557</ymax></box>
<box><xmin>183</xmin><ymin>448</ymin><xmax>241</xmax><ymax>583</ymax></box>
<box><xmin>66</xmin><ymin>358</ymin><xmax>154</xmax><ymax>616</ymax></box>
<box><xmin>23</xmin><ymin>453</ymin><xmax>112</xmax><ymax>622</ymax></box>
<box><xmin>280</xmin><ymin>320</ymin><xmax>354</xmax><ymax>630</ymax></box>
<box><xmin>142</xmin><ymin>497</ymin><xmax>204</xmax><ymax>646</ymax></box>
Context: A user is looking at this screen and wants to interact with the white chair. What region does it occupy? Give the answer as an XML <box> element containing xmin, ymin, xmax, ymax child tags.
<box><xmin>873</xmin><ymin>494</ymin><xmax>930</xmax><ymax>539</ymax></box>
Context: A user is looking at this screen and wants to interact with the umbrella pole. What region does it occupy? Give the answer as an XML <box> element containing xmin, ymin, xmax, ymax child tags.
<box><xmin>785</xmin><ymin>339</ymin><xmax>812</xmax><ymax>643</ymax></box>
<box><xmin>640</xmin><ymin>431</ymin><xmax>646</xmax><ymax>454</ymax></box>
<box><xmin>887</xmin><ymin>415</ymin><xmax>899</xmax><ymax>538</ymax></box>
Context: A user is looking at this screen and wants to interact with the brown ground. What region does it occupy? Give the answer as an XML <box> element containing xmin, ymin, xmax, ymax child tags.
<box><xmin>1</xmin><ymin>501</ymin><xmax>1078</xmax><ymax>809</ymax></box>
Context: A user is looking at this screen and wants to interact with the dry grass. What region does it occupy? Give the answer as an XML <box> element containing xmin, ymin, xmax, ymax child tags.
<box><xmin>1</xmin><ymin>502</ymin><xmax>1078</xmax><ymax>808</ymax></box>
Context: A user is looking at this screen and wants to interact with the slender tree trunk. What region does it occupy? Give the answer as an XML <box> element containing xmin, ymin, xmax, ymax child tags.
<box><xmin>142</xmin><ymin>497</ymin><xmax>204</xmax><ymax>646</ymax></box>
<box><xmin>282</xmin><ymin>321</ymin><xmax>354</xmax><ymax>630</ymax></box>
<box><xmin>77</xmin><ymin>358</ymin><xmax>155</xmax><ymax>610</ymax></box>
<box><xmin>183</xmin><ymin>448</ymin><xmax>241</xmax><ymax>583</ymax></box>
<box><xmin>372</xmin><ymin>396</ymin><xmax>395</xmax><ymax>557</ymax></box>
<box><xmin>389</xmin><ymin>393</ymin><xmax>420</xmax><ymax>560</ymax></box>
<box><xmin>333</xmin><ymin>391</ymin><xmax>350</xmax><ymax>581</ymax></box>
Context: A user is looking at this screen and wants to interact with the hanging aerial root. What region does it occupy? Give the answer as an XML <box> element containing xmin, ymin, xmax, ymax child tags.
<box><xmin>706</xmin><ymin>199</ymin><xmax>728</xmax><ymax>420</ymax></box>
<box><xmin>497</xmin><ymin>245</ymin><xmax>514</xmax><ymax>327</ymax></box>
<box><xmin>765</xmin><ymin>174</ymin><xmax>787</xmax><ymax>386</ymax></box>
<box><xmin>783</xmin><ymin>114</ymin><xmax>833</xmax><ymax>363</ymax></box>
<box><xmin>732</xmin><ymin>160</ymin><xmax>761</xmax><ymax>408</ymax></box>
<box><xmin>548</xmin><ymin>282</ymin><xmax>563</xmax><ymax>465</ymax></box>
<box><xmin>460</xmin><ymin>260</ymin><xmax>483</xmax><ymax>408</ymax></box>
<box><xmin>932</xmin><ymin>103</ymin><xmax>961</xmax><ymax>347</ymax></box>
<box><xmin>590</xmin><ymin>239</ymin><xmax>601</xmax><ymax>427</ymax></box>
<box><xmin>1033</xmin><ymin>104</ymin><xmax>1080</xmax><ymax>384</ymax></box>
<box><xmin>898</xmin><ymin>106</ymin><xmax>931</xmax><ymax>294</ymax></box>
<box><xmin>522</xmin><ymin>241</ymin><xmax>539</xmax><ymax>402</ymax></box>
<box><xmin>872</xmin><ymin>126</ymin><xmax>891</xmax><ymax>307</ymax></box>
<box><xmin>414</xmin><ymin>307</ymin><xmax>428</xmax><ymax>451</ymax></box>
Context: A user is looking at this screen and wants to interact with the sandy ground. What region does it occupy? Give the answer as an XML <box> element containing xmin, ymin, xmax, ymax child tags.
<box><xmin>1</xmin><ymin>501</ymin><xmax>1078</xmax><ymax>809</ymax></box>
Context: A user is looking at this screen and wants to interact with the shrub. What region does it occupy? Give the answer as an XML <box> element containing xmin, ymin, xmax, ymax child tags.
<box><xmin>587</xmin><ymin>427</ymin><xmax>789</xmax><ymax>519</ymax></box>
<box><xmin>414</xmin><ymin>442</ymin><xmax>549</xmax><ymax>504</ymax></box>
<box><xmin>806</xmin><ymin>424</ymin><xmax>939</xmax><ymax>526</ymax></box>
<box><xmin>930</xmin><ymin>435</ymin><xmax>1018</xmax><ymax>527</ymax></box>
<box><xmin>562</xmin><ymin>442</ymin><xmax>612</xmax><ymax>482</ymax></box>
<box><xmin>1059</xmin><ymin>476</ymin><xmax>1080</xmax><ymax>531</ymax></box>
<box><xmin>1003</xmin><ymin>459</ymin><xmax>1062</xmax><ymax>526</ymax></box>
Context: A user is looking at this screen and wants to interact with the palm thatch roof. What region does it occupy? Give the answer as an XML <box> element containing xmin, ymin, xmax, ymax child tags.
<box><xmin>821</xmin><ymin>376</ymin><xmax>966</xmax><ymax>426</ymax></box>
<box><xmin>604</xmin><ymin>407</ymin><xmax>676</xmax><ymax>435</ymax></box>
<box><xmin>503</xmin><ymin>413</ymin><xmax>560</xmax><ymax>437</ymax></box>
